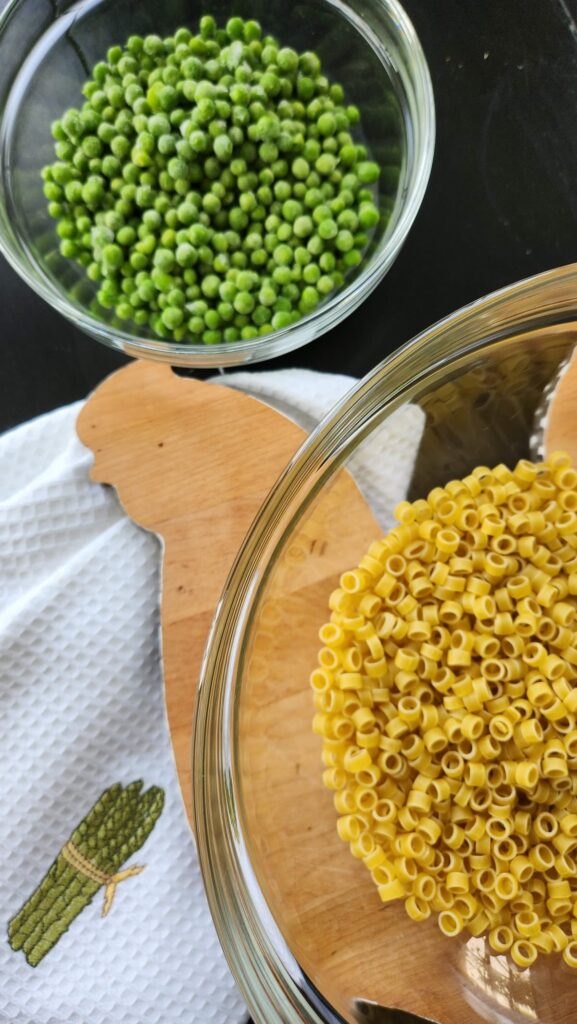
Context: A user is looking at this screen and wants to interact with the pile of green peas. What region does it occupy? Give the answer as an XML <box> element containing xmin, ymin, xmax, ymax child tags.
<box><xmin>42</xmin><ymin>16</ymin><xmax>382</xmax><ymax>345</ymax></box>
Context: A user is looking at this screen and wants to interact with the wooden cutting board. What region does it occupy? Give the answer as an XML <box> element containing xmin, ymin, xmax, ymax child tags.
<box><xmin>76</xmin><ymin>352</ymin><xmax>577</xmax><ymax>1024</ymax></box>
<box><xmin>76</xmin><ymin>359</ymin><xmax>381</xmax><ymax>829</ymax></box>
<box><xmin>544</xmin><ymin>348</ymin><xmax>577</xmax><ymax>461</ymax></box>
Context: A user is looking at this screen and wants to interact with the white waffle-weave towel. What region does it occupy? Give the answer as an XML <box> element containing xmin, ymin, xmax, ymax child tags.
<box><xmin>0</xmin><ymin>368</ymin><xmax>424</xmax><ymax>1024</ymax></box>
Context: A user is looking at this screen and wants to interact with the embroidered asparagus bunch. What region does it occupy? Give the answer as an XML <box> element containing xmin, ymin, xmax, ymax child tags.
<box><xmin>8</xmin><ymin>780</ymin><xmax>164</xmax><ymax>966</ymax></box>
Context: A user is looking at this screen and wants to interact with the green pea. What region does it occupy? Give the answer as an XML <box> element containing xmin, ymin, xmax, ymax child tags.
<box><xmin>81</xmin><ymin>178</ymin><xmax>105</xmax><ymax>206</ymax></box>
<box><xmin>299</xmin><ymin>285</ymin><xmax>319</xmax><ymax>312</ymax></box>
<box><xmin>258</xmin><ymin>283</ymin><xmax>277</xmax><ymax>306</ymax></box>
<box><xmin>307</xmin><ymin>234</ymin><xmax>324</xmax><ymax>256</ymax></box>
<box><xmin>81</xmin><ymin>135</ymin><xmax>102</xmax><ymax>158</ymax></box>
<box><xmin>337</xmin><ymin>209</ymin><xmax>358</xmax><ymax>232</ymax></box>
<box><xmin>200</xmin><ymin>274</ymin><xmax>221</xmax><ymax>298</ymax></box>
<box><xmin>317</xmin><ymin>273</ymin><xmax>335</xmax><ymax>294</ymax></box>
<box><xmin>174</xmin><ymin>242</ymin><xmax>194</xmax><ymax>267</ymax></box>
<box><xmin>43</xmin><ymin>181</ymin><xmax>63</xmax><ymax>201</ymax></box>
<box><xmin>226</xmin><ymin>16</ymin><xmax>244</xmax><ymax>39</ymax></box>
<box><xmin>258</xmin><ymin>141</ymin><xmax>278</xmax><ymax>163</ymax></box>
<box><xmin>261</xmin><ymin>43</ymin><xmax>278</xmax><ymax>66</ymax></box>
<box><xmin>167</xmin><ymin>287</ymin><xmax>186</xmax><ymax>307</ymax></box>
<box><xmin>174</xmin><ymin>201</ymin><xmax>195</xmax><ymax>225</ymax></box>
<box><xmin>271</xmin><ymin>310</ymin><xmax>293</xmax><ymax>330</ymax></box>
<box><xmin>292</xmin><ymin>156</ymin><xmax>309</xmax><ymax>180</ymax></box>
<box><xmin>102</xmin><ymin>243</ymin><xmax>124</xmax><ymax>268</ymax></box>
<box><xmin>215</xmin><ymin>300</ymin><xmax>233</xmax><ymax>321</ymax></box>
<box><xmin>335</xmin><ymin>229</ymin><xmax>354</xmax><ymax>252</ymax></box>
<box><xmin>161</xmin><ymin>305</ymin><xmax>184</xmax><ymax>329</ymax></box>
<box><xmin>261</xmin><ymin>72</ymin><xmax>281</xmax><ymax>97</ymax></box>
<box><xmin>117</xmin><ymin>225</ymin><xmax>136</xmax><ymax>246</ymax></box>
<box><xmin>135</xmin><ymin>234</ymin><xmax>156</xmax><ymax>255</ymax></box>
<box><xmin>318</xmin><ymin>218</ymin><xmax>338</xmax><ymax>240</ymax></box>
<box><xmin>127</xmin><ymin>37</ymin><xmax>144</xmax><ymax>59</ymax></box>
<box><xmin>152</xmin><ymin>247</ymin><xmax>174</xmax><ymax>271</ymax></box>
<box><xmin>302</xmin><ymin>263</ymin><xmax>320</xmax><ymax>284</ymax></box>
<box><xmin>273</xmin><ymin>243</ymin><xmax>293</xmax><ymax>265</ymax></box>
<box><xmin>279</xmin><ymin>198</ymin><xmax>299</xmax><ymax>222</ymax></box>
<box><xmin>296</xmin><ymin>76</ymin><xmax>315</xmax><ymax>100</ymax></box>
<box><xmin>293</xmin><ymin>215</ymin><xmax>313</xmax><ymax>238</ymax></box>
<box><xmin>212</xmin><ymin>253</ymin><xmax>228</xmax><ymax>273</ymax></box>
<box><xmin>108</xmin><ymin>137</ymin><xmax>129</xmax><ymax>163</ymax></box>
<box><xmin>212</xmin><ymin>134</ymin><xmax>233</xmax><ymax>162</ymax></box>
<box><xmin>322</xmin><ymin>136</ymin><xmax>338</xmax><ymax>155</ymax></box>
<box><xmin>342</xmin><ymin>248</ymin><xmax>361</xmax><ymax>268</ymax></box>
<box><xmin>102</xmin><ymin>155</ymin><xmax>121</xmax><ymax>178</ymax></box>
<box><xmin>137</xmin><ymin>279</ymin><xmax>155</xmax><ymax>302</ymax></box>
<box><xmin>315</xmin><ymin>152</ymin><xmax>337</xmax><ymax>175</ymax></box>
<box><xmin>272</xmin><ymin>265</ymin><xmax>292</xmax><ymax>286</ymax></box>
<box><xmin>292</xmin><ymin>246</ymin><xmax>308</xmax><ymax>267</ymax></box>
<box><xmin>273</xmin><ymin>180</ymin><xmax>291</xmax><ymax>202</ymax></box>
<box><xmin>60</xmin><ymin>238</ymin><xmax>79</xmax><ymax>258</ymax></box>
<box><xmin>166</xmin><ymin>157</ymin><xmax>188</xmax><ymax>180</ymax></box>
<box><xmin>339</xmin><ymin>144</ymin><xmax>357</xmax><ymax>166</ymax></box>
<box><xmin>236</xmin><ymin>270</ymin><xmax>257</xmax><ymax>291</ymax></box>
<box><xmin>187</xmin><ymin>315</ymin><xmax>203</xmax><ymax>334</ymax></box>
<box><xmin>160</xmin><ymin>227</ymin><xmax>176</xmax><ymax>248</ymax></box>
<box><xmin>196</xmin><ymin>97</ymin><xmax>216</xmax><ymax>125</ymax></box>
<box><xmin>319</xmin><ymin>251</ymin><xmax>336</xmax><ymax>272</ymax></box>
<box><xmin>357</xmin><ymin>160</ymin><xmax>380</xmax><ymax>184</ymax></box>
<box><xmin>257</xmin><ymin>184</ymin><xmax>273</xmax><ymax>206</ymax></box>
<box><xmin>55</xmin><ymin>139</ymin><xmax>76</xmax><ymax>160</ymax></box>
<box><xmin>358</xmin><ymin>202</ymin><xmax>380</xmax><ymax>229</ymax></box>
<box><xmin>277</xmin><ymin>47</ymin><xmax>298</xmax><ymax>74</ymax></box>
<box><xmin>237</xmin><ymin>324</ymin><xmax>256</xmax><ymax>339</ymax></box>
<box><xmin>243</xmin><ymin>19</ymin><xmax>261</xmax><ymax>42</ymax></box>
<box><xmin>317</xmin><ymin>112</ymin><xmax>336</xmax><ymax>137</ymax></box>
<box><xmin>233</xmin><ymin>290</ymin><xmax>255</xmax><ymax>314</ymax></box>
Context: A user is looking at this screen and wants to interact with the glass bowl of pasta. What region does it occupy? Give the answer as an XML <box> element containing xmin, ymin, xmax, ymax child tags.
<box><xmin>194</xmin><ymin>263</ymin><xmax>577</xmax><ymax>1024</ymax></box>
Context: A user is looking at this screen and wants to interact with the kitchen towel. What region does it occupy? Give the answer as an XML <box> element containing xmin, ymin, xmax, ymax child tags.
<box><xmin>0</xmin><ymin>367</ymin><xmax>424</xmax><ymax>1024</ymax></box>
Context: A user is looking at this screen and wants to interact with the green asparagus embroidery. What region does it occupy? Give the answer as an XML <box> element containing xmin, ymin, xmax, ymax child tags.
<box><xmin>7</xmin><ymin>780</ymin><xmax>164</xmax><ymax>966</ymax></box>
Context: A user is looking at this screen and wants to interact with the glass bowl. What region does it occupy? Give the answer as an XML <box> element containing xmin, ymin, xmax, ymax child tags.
<box><xmin>194</xmin><ymin>263</ymin><xmax>577</xmax><ymax>1023</ymax></box>
<box><xmin>0</xmin><ymin>0</ymin><xmax>434</xmax><ymax>368</ymax></box>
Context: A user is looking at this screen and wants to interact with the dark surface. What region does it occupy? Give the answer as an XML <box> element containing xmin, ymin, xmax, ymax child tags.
<box><xmin>2</xmin><ymin>3</ymin><xmax>577</xmax><ymax>1022</ymax></box>
<box><xmin>3</xmin><ymin>0</ymin><xmax>577</xmax><ymax>430</ymax></box>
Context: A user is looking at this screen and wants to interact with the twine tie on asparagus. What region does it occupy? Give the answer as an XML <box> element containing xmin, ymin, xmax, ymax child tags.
<box><xmin>61</xmin><ymin>841</ymin><xmax>145</xmax><ymax>917</ymax></box>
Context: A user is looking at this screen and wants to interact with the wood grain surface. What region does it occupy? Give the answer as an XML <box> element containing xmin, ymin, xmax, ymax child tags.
<box><xmin>545</xmin><ymin>347</ymin><xmax>577</xmax><ymax>463</ymax></box>
<box><xmin>76</xmin><ymin>359</ymin><xmax>378</xmax><ymax>829</ymax></box>
<box><xmin>77</xmin><ymin>359</ymin><xmax>308</xmax><ymax>824</ymax></box>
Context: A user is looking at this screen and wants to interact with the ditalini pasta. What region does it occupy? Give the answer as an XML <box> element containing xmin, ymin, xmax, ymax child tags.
<box><xmin>311</xmin><ymin>453</ymin><xmax>577</xmax><ymax>970</ymax></box>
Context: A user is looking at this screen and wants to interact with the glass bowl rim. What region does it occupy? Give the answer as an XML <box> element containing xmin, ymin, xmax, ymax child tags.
<box><xmin>193</xmin><ymin>262</ymin><xmax>577</xmax><ymax>1023</ymax></box>
<box><xmin>0</xmin><ymin>0</ymin><xmax>435</xmax><ymax>367</ymax></box>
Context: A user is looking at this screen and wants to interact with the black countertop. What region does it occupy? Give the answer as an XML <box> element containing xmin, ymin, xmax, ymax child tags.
<box><xmin>3</xmin><ymin>0</ymin><xmax>577</xmax><ymax>431</ymax></box>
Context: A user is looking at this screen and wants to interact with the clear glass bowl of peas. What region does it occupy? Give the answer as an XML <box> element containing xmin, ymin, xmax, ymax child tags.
<box><xmin>0</xmin><ymin>0</ymin><xmax>434</xmax><ymax>367</ymax></box>
<box><xmin>193</xmin><ymin>263</ymin><xmax>577</xmax><ymax>1022</ymax></box>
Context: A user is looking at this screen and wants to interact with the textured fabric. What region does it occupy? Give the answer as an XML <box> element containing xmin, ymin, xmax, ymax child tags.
<box><xmin>0</xmin><ymin>368</ymin><xmax>424</xmax><ymax>1024</ymax></box>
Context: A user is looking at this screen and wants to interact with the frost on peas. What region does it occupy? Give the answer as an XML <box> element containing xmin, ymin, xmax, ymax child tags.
<box><xmin>42</xmin><ymin>15</ymin><xmax>385</xmax><ymax>344</ymax></box>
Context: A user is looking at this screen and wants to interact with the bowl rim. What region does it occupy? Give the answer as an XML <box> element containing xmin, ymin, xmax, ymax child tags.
<box><xmin>193</xmin><ymin>262</ymin><xmax>577</xmax><ymax>1023</ymax></box>
<box><xmin>0</xmin><ymin>0</ymin><xmax>435</xmax><ymax>367</ymax></box>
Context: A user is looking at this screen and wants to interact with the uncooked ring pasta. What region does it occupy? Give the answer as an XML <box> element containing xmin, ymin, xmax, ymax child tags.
<box><xmin>311</xmin><ymin>453</ymin><xmax>577</xmax><ymax>970</ymax></box>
